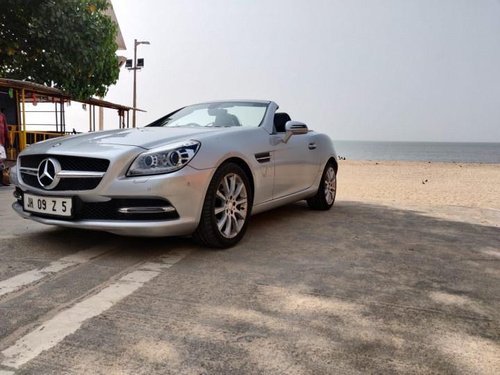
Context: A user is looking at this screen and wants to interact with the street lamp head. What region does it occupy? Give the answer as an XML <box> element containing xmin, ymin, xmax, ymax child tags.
<box><xmin>136</xmin><ymin>40</ymin><xmax>150</xmax><ymax>46</ymax></box>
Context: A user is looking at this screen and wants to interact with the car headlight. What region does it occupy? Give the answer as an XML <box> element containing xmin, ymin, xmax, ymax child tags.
<box><xmin>127</xmin><ymin>140</ymin><xmax>201</xmax><ymax>176</ymax></box>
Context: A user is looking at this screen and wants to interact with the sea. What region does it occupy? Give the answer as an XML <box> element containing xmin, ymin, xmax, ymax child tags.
<box><xmin>333</xmin><ymin>141</ymin><xmax>500</xmax><ymax>164</ymax></box>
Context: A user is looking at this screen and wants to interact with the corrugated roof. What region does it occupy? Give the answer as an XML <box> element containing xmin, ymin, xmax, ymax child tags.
<box><xmin>0</xmin><ymin>78</ymin><xmax>62</xmax><ymax>96</ymax></box>
<box><xmin>0</xmin><ymin>78</ymin><xmax>143</xmax><ymax>112</ymax></box>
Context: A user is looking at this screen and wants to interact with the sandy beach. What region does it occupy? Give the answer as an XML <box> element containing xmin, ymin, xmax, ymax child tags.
<box><xmin>337</xmin><ymin>160</ymin><xmax>500</xmax><ymax>227</ymax></box>
<box><xmin>337</xmin><ymin>160</ymin><xmax>500</xmax><ymax>208</ymax></box>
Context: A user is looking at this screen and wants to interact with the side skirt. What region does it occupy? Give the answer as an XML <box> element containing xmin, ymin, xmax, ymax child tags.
<box><xmin>251</xmin><ymin>187</ymin><xmax>318</xmax><ymax>215</ymax></box>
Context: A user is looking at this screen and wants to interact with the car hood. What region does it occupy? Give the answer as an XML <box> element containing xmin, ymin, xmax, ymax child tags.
<box><xmin>88</xmin><ymin>127</ymin><xmax>228</xmax><ymax>148</ymax></box>
<box><xmin>22</xmin><ymin>126</ymin><xmax>230</xmax><ymax>155</ymax></box>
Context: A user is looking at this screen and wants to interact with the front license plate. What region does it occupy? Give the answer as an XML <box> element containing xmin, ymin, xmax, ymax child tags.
<box><xmin>23</xmin><ymin>193</ymin><xmax>72</xmax><ymax>217</ymax></box>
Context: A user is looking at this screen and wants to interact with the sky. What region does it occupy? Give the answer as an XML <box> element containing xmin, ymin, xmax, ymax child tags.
<box><xmin>72</xmin><ymin>0</ymin><xmax>500</xmax><ymax>142</ymax></box>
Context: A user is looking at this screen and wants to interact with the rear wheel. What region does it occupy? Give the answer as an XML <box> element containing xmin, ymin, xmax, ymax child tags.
<box><xmin>194</xmin><ymin>163</ymin><xmax>252</xmax><ymax>248</ymax></box>
<box><xmin>307</xmin><ymin>162</ymin><xmax>336</xmax><ymax>210</ymax></box>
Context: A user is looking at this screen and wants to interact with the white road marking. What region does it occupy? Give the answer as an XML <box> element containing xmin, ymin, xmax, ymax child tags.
<box><xmin>0</xmin><ymin>235</ymin><xmax>19</xmax><ymax>240</ymax></box>
<box><xmin>0</xmin><ymin>245</ymin><xmax>113</xmax><ymax>298</ymax></box>
<box><xmin>1</xmin><ymin>250</ymin><xmax>188</xmax><ymax>369</ymax></box>
<box><xmin>481</xmin><ymin>247</ymin><xmax>500</xmax><ymax>259</ymax></box>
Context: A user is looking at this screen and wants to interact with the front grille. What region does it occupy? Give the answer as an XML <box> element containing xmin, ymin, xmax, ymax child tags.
<box><xmin>21</xmin><ymin>174</ymin><xmax>102</xmax><ymax>191</ymax></box>
<box><xmin>20</xmin><ymin>155</ymin><xmax>109</xmax><ymax>172</ymax></box>
<box><xmin>19</xmin><ymin>154</ymin><xmax>109</xmax><ymax>191</ymax></box>
<box><xmin>76</xmin><ymin>199</ymin><xmax>179</xmax><ymax>221</ymax></box>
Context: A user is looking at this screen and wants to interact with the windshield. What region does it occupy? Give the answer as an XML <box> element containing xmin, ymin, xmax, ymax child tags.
<box><xmin>146</xmin><ymin>102</ymin><xmax>268</xmax><ymax>128</ymax></box>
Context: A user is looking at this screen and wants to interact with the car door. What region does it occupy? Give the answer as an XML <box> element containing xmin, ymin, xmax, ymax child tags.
<box><xmin>271</xmin><ymin>131</ymin><xmax>320</xmax><ymax>199</ymax></box>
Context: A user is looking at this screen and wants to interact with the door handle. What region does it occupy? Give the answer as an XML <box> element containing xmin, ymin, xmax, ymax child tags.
<box><xmin>308</xmin><ymin>142</ymin><xmax>317</xmax><ymax>150</ymax></box>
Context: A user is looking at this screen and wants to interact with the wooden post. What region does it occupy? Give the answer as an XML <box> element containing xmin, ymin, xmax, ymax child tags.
<box><xmin>21</xmin><ymin>89</ymin><xmax>26</xmax><ymax>150</ymax></box>
<box><xmin>89</xmin><ymin>104</ymin><xmax>92</xmax><ymax>132</ymax></box>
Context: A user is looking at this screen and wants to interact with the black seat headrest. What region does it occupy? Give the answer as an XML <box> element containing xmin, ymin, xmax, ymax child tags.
<box><xmin>274</xmin><ymin>113</ymin><xmax>291</xmax><ymax>133</ymax></box>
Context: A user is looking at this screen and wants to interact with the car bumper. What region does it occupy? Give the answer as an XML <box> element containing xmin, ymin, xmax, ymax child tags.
<box><xmin>12</xmin><ymin>202</ymin><xmax>199</xmax><ymax>237</ymax></box>
<box><xmin>13</xmin><ymin>165</ymin><xmax>214</xmax><ymax>237</ymax></box>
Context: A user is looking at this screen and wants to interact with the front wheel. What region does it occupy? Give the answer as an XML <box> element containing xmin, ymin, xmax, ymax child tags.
<box><xmin>194</xmin><ymin>163</ymin><xmax>252</xmax><ymax>248</ymax></box>
<box><xmin>307</xmin><ymin>162</ymin><xmax>337</xmax><ymax>210</ymax></box>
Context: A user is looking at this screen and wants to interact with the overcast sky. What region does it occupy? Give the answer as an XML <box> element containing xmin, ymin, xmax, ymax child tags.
<box><xmin>93</xmin><ymin>0</ymin><xmax>500</xmax><ymax>142</ymax></box>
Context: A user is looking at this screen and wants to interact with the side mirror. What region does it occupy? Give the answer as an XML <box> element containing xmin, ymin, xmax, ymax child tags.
<box><xmin>282</xmin><ymin>121</ymin><xmax>308</xmax><ymax>143</ymax></box>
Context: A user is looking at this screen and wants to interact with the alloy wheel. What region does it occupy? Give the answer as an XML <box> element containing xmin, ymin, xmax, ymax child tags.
<box><xmin>324</xmin><ymin>166</ymin><xmax>336</xmax><ymax>205</ymax></box>
<box><xmin>214</xmin><ymin>173</ymin><xmax>248</xmax><ymax>239</ymax></box>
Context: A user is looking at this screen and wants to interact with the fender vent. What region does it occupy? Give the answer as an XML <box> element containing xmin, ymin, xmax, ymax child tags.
<box><xmin>255</xmin><ymin>152</ymin><xmax>271</xmax><ymax>164</ymax></box>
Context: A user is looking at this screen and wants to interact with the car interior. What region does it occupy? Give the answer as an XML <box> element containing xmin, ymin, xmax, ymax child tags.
<box><xmin>213</xmin><ymin>109</ymin><xmax>241</xmax><ymax>127</ymax></box>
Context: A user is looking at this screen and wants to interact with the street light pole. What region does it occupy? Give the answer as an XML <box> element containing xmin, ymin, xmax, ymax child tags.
<box><xmin>131</xmin><ymin>39</ymin><xmax>150</xmax><ymax>128</ymax></box>
<box><xmin>133</xmin><ymin>39</ymin><xmax>137</xmax><ymax>128</ymax></box>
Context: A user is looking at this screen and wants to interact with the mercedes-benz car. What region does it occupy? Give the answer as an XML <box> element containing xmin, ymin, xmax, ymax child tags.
<box><xmin>11</xmin><ymin>100</ymin><xmax>338</xmax><ymax>248</ymax></box>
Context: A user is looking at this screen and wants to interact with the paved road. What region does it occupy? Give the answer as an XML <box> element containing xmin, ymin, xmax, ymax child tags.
<box><xmin>0</xmin><ymin>185</ymin><xmax>499</xmax><ymax>374</ymax></box>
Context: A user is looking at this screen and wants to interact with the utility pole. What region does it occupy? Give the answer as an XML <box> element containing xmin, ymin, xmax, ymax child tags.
<box><xmin>126</xmin><ymin>39</ymin><xmax>150</xmax><ymax>128</ymax></box>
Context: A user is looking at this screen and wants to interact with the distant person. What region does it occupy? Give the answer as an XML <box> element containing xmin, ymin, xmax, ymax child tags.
<box><xmin>0</xmin><ymin>108</ymin><xmax>10</xmax><ymax>185</ymax></box>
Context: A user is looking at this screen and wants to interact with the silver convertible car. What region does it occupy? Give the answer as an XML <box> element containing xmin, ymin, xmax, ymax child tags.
<box><xmin>11</xmin><ymin>101</ymin><xmax>338</xmax><ymax>248</ymax></box>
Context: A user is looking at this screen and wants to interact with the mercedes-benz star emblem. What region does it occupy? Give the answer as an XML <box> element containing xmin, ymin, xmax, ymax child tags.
<box><xmin>37</xmin><ymin>158</ymin><xmax>61</xmax><ymax>190</ymax></box>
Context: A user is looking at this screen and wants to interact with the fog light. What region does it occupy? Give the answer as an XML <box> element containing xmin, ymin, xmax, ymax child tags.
<box><xmin>118</xmin><ymin>206</ymin><xmax>176</xmax><ymax>214</ymax></box>
<box><xmin>13</xmin><ymin>189</ymin><xmax>22</xmax><ymax>200</ymax></box>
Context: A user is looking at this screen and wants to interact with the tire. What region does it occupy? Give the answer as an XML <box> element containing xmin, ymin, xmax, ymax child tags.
<box><xmin>194</xmin><ymin>162</ymin><xmax>252</xmax><ymax>248</ymax></box>
<box><xmin>307</xmin><ymin>161</ymin><xmax>337</xmax><ymax>210</ymax></box>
